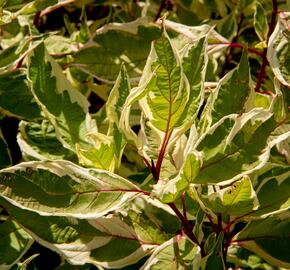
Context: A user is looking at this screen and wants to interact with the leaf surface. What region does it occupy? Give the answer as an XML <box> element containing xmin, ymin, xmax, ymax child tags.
<box><xmin>141</xmin><ymin>236</ymin><xmax>201</xmax><ymax>270</ymax></box>
<box><xmin>28</xmin><ymin>42</ymin><xmax>96</xmax><ymax>151</ymax></box>
<box><xmin>235</xmin><ymin>215</ymin><xmax>290</xmax><ymax>268</ymax></box>
<box><xmin>0</xmin><ymin>160</ymin><xmax>142</xmax><ymax>218</ymax></box>
<box><xmin>0</xmin><ymin>218</ymin><xmax>33</xmax><ymax>269</ymax></box>
<box><xmin>0</xmin><ymin>70</ymin><xmax>41</xmax><ymax>120</ymax></box>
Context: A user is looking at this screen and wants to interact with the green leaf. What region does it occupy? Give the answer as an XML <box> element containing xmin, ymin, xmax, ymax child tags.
<box><xmin>199</xmin><ymin>50</ymin><xmax>251</xmax><ymax>132</ymax></box>
<box><xmin>17</xmin><ymin>120</ymin><xmax>77</xmax><ymax>162</ymax></box>
<box><xmin>200</xmin><ymin>176</ymin><xmax>259</xmax><ymax>215</ymax></box>
<box><xmin>14</xmin><ymin>0</ymin><xmax>57</xmax><ymax>15</ymax></box>
<box><xmin>76</xmin><ymin>132</ymin><xmax>116</xmax><ymax>171</ymax></box>
<box><xmin>235</xmin><ymin>215</ymin><xmax>290</xmax><ymax>268</ymax></box>
<box><xmin>267</xmin><ymin>13</ymin><xmax>290</xmax><ymax>87</ymax></box>
<box><xmin>0</xmin><ymin>41</ymin><xmax>23</xmax><ymax>68</ymax></box>
<box><xmin>106</xmin><ymin>64</ymin><xmax>131</xmax><ymax>126</ymax></box>
<box><xmin>201</xmin><ymin>233</ymin><xmax>226</xmax><ymax>270</ymax></box>
<box><xmin>72</xmin><ymin>18</ymin><xmax>161</xmax><ymax>82</ymax></box>
<box><xmin>28</xmin><ymin>42</ymin><xmax>96</xmax><ymax>151</ymax></box>
<box><xmin>0</xmin><ymin>160</ymin><xmax>143</xmax><ymax>218</ymax></box>
<box><xmin>193</xmin><ymin>208</ymin><xmax>204</xmax><ymax>243</ymax></box>
<box><xmin>195</xmin><ymin>109</ymin><xmax>290</xmax><ymax>185</ymax></box>
<box><xmin>0</xmin><ymin>200</ymin><xmax>155</xmax><ymax>269</ymax></box>
<box><xmin>0</xmin><ymin>196</ymin><xmax>179</xmax><ymax>269</ymax></box>
<box><xmin>254</xmin><ymin>1</ymin><xmax>268</xmax><ymax>41</ymax></box>
<box><xmin>0</xmin><ymin>218</ymin><xmax>33</xmax><ymax>269</ymax></box>
<box><xmin>0</xmin><ymin>70</ymin><xmax>41</xmax><ymax>120</ymax></box>
<box><xmin>0</xmin><ymin>129</ymin><xmax>11</xmax><ymax>169</ymax></box>
<box><xmin>139</xmin><ymin>31</ymin><xmax>188</xmax><ymax>133</ymax></box>
<box><xmin>152</xmin><ymin>150</ymin><xmax>201</xmax><ymax>203</ymax></box>
<box><xmin>253</xmin><ymin>165</ymin><xmax>290</xmax><ymax>217</ymax></box>
<box><xmin>141</xmin><ymin>236</ymin><xmax>201</xmax><ymax>270</ymax></box>
<box><xmin>77</xmin><ymin>65</ymin><xmax>131</xmax><ymax>172</ymax></box>
<box><xmin>217</xmin><ymin>12</ymin><xmax>237</xmax><ymax>40</ymax></box>
<box><xmin>180</xmin><ymin>36</ymin><xmax>208</xmax><ymax>126</ymax></box>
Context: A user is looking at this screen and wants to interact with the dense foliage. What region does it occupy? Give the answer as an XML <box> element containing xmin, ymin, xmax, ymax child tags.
<box><xmin>0</xmin><ymin>0</ymin><xmax>289</xmax><ymax>269</ymax></box>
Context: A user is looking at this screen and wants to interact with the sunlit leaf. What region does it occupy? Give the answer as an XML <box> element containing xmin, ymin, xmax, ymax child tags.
<box><xmin>0</xmin><ymin>160</ymin><xmax>143</xmax><ymax>218</ymax></box>
<box><xmin>28</xmin><ymin>42</ymin><xmax>96</xmax><ymax>151</ymax></box>
<box><xmin>200</xmin><ymin>176</ymin><xmax>259</xmax><ymax>215</ymax></box>
<box><xmin>141</xmin><ymin>235</ymin><xmax>201</xmax><ymax>270</ymax></box>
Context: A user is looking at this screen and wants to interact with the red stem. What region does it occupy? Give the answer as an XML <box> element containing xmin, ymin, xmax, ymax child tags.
<box><xmin>181</xmin><ymin>192</ymin><xmax>188</xmax><ymax>222</ymax></box>
<box><xmin>155</xmin><ymin>0</ymin><xmax>167</xmax><ymax>21</ymax></box>
<box><xmin>213</xmin><ymin>42</ymin><xmax>263</xmax><ymax>57</ymax></box>
<box><xmin>255</xmin><ymin>0</ymin><xmax>278</xmax><ymax>92</ymax></box>
<box><xmin>168</xmin><ymin>202</ymin><xmax>199</xmax><ymax>245</ymax></box>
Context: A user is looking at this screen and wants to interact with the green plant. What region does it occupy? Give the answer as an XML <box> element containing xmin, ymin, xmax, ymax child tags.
<box><xmin>0</xmin><ymin>0</ymin><xmax>289</xmax><ymax>269</ymax></box>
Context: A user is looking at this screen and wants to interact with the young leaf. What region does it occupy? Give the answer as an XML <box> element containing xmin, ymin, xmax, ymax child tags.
<box><xmin>234</xmin><ymin>215</ymin><xmax>290</xmax><ymax>268</ymax></box>
<box><xmin>0</xmin><ymin>70</ymin><xmax>41</xmax><ymax>120</ymax></box>
<box><xmin>76</xmin><ymin>132</ymin><xmax>116</xmax><ymax>171</ymax></box>
<box><xmin>77</xmin><ymin>65</ymin><xmax>131</xmax><ymax>172</ymax></box>
<box><xmin>0</xmin><ymin>160</ymin><xmax>143</xmax><ymax>218</ymax></box>
<box><xmin>28</xmin><ymin>42</ymin><xmax>96</xmax><ymax>151</ymax></box>
<box><xmin>0</xmin><ymin>218</ymin><xmax>33</xmax><ymax>269</ymax></box>
<box><xmin>193</xmin><ymin>208</ymin><xmax>204</xmax><ymax>243</ymax></box>
<box><xmin>267</xmin><ymin>12</ymin><xmax>290</xmax><ymax>87</ymax></box>
<box><xmin>122</xmin><ymin>28</ymin><xmax>208</xmax><ymax>178</ymax></box>
<box><xmin>141</xmin><ymin>235</ymin><xmax>201</xmax><ymax>270</ymax></box>
<box><xmin>152</xmin><ymin>151</ymin><xmax>201</xmax><ymax>203</ymax></box>
<box><xmin>254</xmin><ymin>1</ymin><xmax>269</xmax><ymax>41</ymax></box>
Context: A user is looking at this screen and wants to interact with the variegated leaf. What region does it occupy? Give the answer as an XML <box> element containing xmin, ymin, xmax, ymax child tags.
<box><xmin>234</xmin><ymin>215</ymin><xmax>290</xmax><ymax>268</ymax></box>
<box><xmin>17</xmin><ymin>120</ymin><xmax>77</xmax><ymax>162</ymax></box>
<box><xmin>267</xmin><ymin>12</ymin><xmax>290</xmax><ymax>87</ymax></box>
<box><xmin>72</xmin><ymin>18</ymin><xmax>161</xmax><ymax>83</ymax></box>
<box><xmin>28</xmin><ymin>42</ymin><xmax>96</xmax><ymax>152</ymax></box>
<box><xmin>0</xmin><ymin>196</ymin><xmax>179</xmax><ymax>269</ymax></box>
<box><xmin>199</xmin><ymin>50</ymin><xmax>251</xmax><ymax>133</ymax></box>
<box><xmin>141</xmin><ymin>235</ymin><xmax>201</xmax><ymax>270</ymax></box>
<box><xmin>254</xmin><ymin>1</ymin><xmax>269</xmax><ymax>41</ymax></box>
<box><xmin>199</xmin><ymin>176</ymin><xmax>259</xmax><ymax>216</ymax></box>
<box><xmin>0</xmin><ymin>160</ymin><xmax>143</xmax><ymax>218</ymax></box>
<box><xmin>0</xmin><ymin>218</ymin><xmax>33</xmax><ymax>269</ymax></box>
<box><xmin>253</xmin><ymin>165</ymin><xmax>290</xmax><ymax>217</ymax></box>
<box><xmin>194</xmin><ymin>108</ymin><xmax>290</xmax><ymax>185</ymax></box>
<box><xmin>0</xmin><ymin>70</ymin><xmax>41</xmax><ymax>120</ymax></box>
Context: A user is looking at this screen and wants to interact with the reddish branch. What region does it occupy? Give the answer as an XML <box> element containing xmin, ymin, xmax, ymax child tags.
<box><xmin>213</xmin><ymin>42</ymin><xmax>263</xmax><ymax>57</ymax></box>
<box><xmin>155</xmin><ymin>0</ymin><xmax>167</xmax><ymax>21</ymax></box>
<box><xmin>255</xmin><ymin>0</ymin><xmax>278</xmax><ymax>92</ymax></box>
